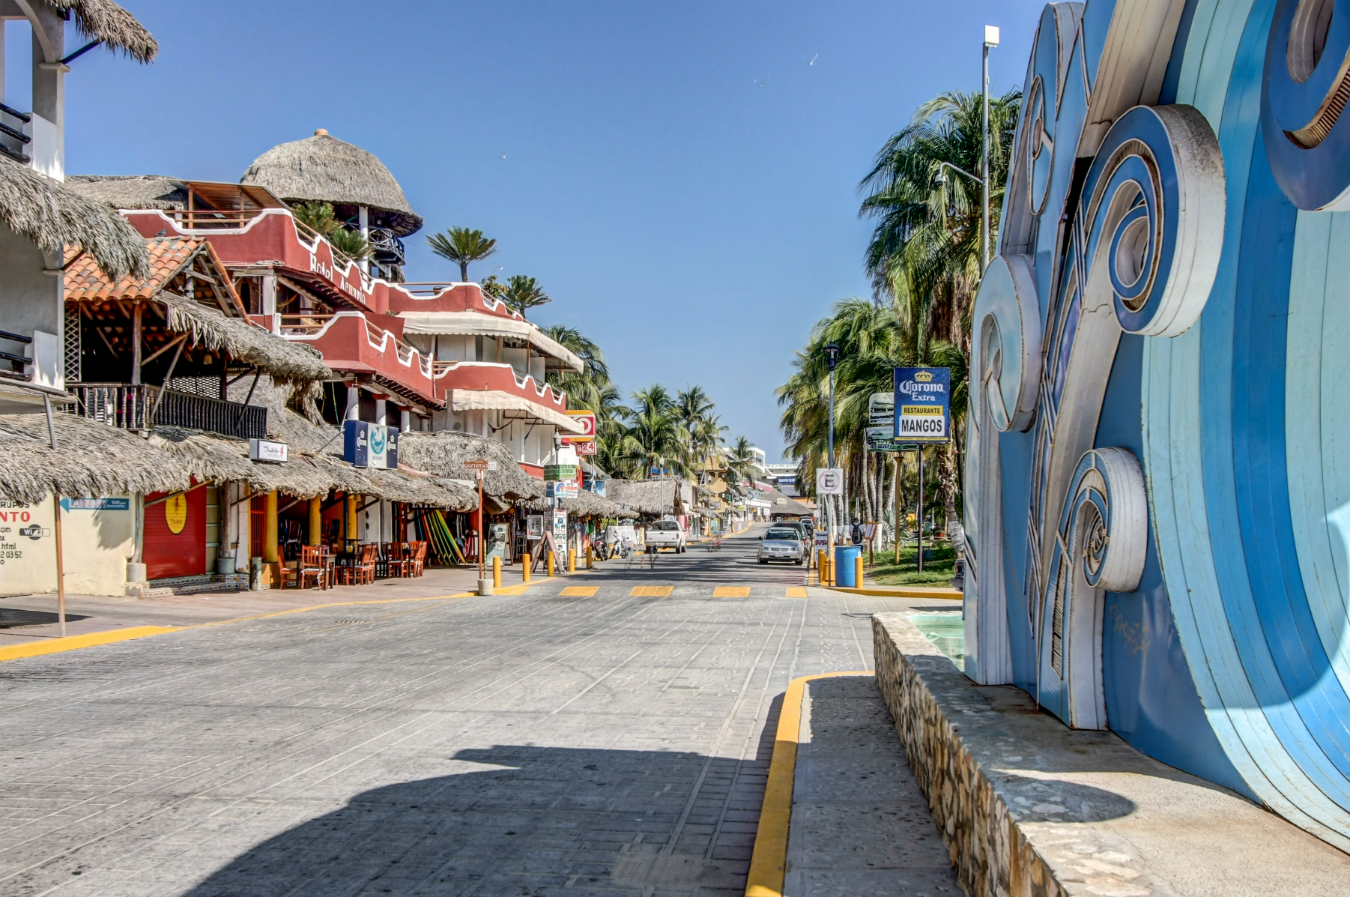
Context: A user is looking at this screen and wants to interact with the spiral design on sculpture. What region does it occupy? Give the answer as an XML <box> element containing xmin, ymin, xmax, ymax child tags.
<box><xmin>1263</xmin><ymin>0</ymin><xmax>1350</xmax><ymax>209</ymax></box>
<box><xmin>1060</xmin><ymin>448</ymin><xmax>1148</xmax><ymax>595</ymax></box>
<box><xmin>971</xmin><ymin>255</ymin><xmax>1041</xmax><ymax>433</ymax></box>
<box><xmin>1081</xmin><ymin>106</ymin><xmax>1226</xmax><ymax>338</ymax></box>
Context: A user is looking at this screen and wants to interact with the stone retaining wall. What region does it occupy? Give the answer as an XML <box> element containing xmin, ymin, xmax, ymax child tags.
<box><xmin>871</xmin><ymin>612</ymin><xmax>1350</xmax><ymax>897</ymax></box>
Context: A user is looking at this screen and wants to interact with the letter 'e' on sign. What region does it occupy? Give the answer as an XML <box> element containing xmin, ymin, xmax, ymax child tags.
<box><xmin>816</xmin><ymin>468</ymin><xmax>844</xmax><ymax>495</ymax></box>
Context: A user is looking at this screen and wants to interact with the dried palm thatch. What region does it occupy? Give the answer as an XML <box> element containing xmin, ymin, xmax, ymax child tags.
<box><xmin>161</xmin><ymin>294</ymin><xmax>331</xmax><ymax>385</ymax></box>
<box><xmin>519</xmin><ymin>489</ymin><xmax>632</xmax><ymax>518</ymax></box>
<box><xmin>608</xmin><ymin>479</ymin><xmax>684</xmax><ymax>516</ymax></box>
<box><xmin>48</xmin><ymin>0</ymin><xmax>158</xmax><ymax>64</ymax></box>
<box><xmin>0</xmin><ymin>412</ymin><xmax>188</xmax><ymax>504</ymax></box>
<box><xmin>398</xmin><ymin>431</ymin><xmax>545</xmax><ymax>502</ymax></box>
<box><xmin>66</xmin><ymin>175</ymin><xmax>186</xmax><ymax>210</ymax></box>
<box><xmin>241</xmin><ymin>131</ymin><xmax>423</xmax><ymax>237</ymax></box>
<box><xmin>0</xmin><ymin>158</ymin><xmax>149</xmax><ymax>279</ymax></box>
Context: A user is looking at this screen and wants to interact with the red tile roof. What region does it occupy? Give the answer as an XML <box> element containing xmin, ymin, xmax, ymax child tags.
<box><xmin>64</xmin><ymin>238</ymin><xmax>200</xmax><ymax>301</ymax></box>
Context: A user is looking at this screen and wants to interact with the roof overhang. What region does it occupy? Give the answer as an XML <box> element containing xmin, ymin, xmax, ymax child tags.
<box><xmin>401</xmin><ymin>312</ymin><xmax>583</xmax><ymax>372</ymax></box>
<box><xmin>449</xmin><ymin>388</ymin><xmax>584</xmax><ymax>433</ymax></box>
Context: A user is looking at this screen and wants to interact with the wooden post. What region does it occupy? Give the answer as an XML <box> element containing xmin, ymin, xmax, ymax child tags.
<box><xmin>345</xmin><ymin>494</ymin><xmax>357</xmax><ymax>550</ymax></box>
<box><xmin>263</xmin><ymin>490</ymin><xmax>279</xmax><ymax>564</ymax></box>
<box><xmin>131</xmin><ymin>301</ymin><xmax>142</xmax><ymax>385</ymax></box>
<box><xmin>308</xmin><ymin>498</ymin><xmax>321</xmax><ymax>546</ymax></box>
<box><xmin>477</xmin><ymin>472</ymin><xmax>485</xmax><ymax>582</ymax></box>
<box><xmin>53</xmin><ymin>495</ymin><xmax>66</xmax><ymax>638</ymax></box>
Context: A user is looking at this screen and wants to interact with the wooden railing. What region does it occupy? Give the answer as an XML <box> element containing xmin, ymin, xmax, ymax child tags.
<box><xmin>67</xmin><ymin>384</ymin><xmax>267</xmax><ymax>440</ymax></box>
<box><xmin>277</xmin><ymin>314</ymin><xmax>334</xmax><ymax>335</ymax></box>
<box><xmin>164</xmin><ymin>208</ymin><xmax>268</xmax><ymax>230</ymax></box>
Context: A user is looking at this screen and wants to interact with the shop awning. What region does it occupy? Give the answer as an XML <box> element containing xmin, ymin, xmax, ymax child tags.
<box><xmin>448</xmin><ymin>389</ymin><xmax>584</xmax><ymax>433</ymax></box>
<box><xmin>401</xmin><ymin>312</ymin><xmax>583</xmax><ymax>372</ymax></box>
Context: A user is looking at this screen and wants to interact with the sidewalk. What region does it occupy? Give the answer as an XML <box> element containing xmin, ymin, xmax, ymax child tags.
<box><xmin>0</xmin><ymin>564</ymin><xmax>491</xmax><ymax>649</ymax></box>
<box><xmin>784</xmin><ymin>675</ymin><xmax>959</xmax><ymax>895</ymax></box>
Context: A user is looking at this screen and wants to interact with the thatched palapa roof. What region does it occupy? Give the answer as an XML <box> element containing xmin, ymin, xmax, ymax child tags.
<box><xmin>49</xmin><ymin>0</ymin><xmax>158</xmax><ymax>64</ymax></box>
<box><xmin>0</xmin><ymin>158</ymin><xmax>149</xmax><ymax>279</ymax></box>
<box><xmin>0</xmin><ymin>412</ymin><xmax>188</xmax><ymax>504</ymax></box>
<box><xmin>241</xmin><ymin>130</ymin><xmax>423</xmax><ymax>237</ymax></box>
<box><xmin>64</xmin><ymin>238</ymin><xmax>332</xmax><ymax>386</ymax></box>
<box><xmin>608</xmin><ymin>479</ymin><xmax>683</xmax><ymax>516</ymax></box>
<box><xmin>398</xmin><ymin>431</ymin><xmax>545</xmax><ymax>502</ymax></box>
<box><xmin>66</xmin><ymin>175</ymin><xmax>187</xmax><ymax>210</ymax></box>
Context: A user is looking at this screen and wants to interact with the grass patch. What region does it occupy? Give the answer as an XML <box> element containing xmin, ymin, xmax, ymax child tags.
<box><xmin>866</xmin><ymin>540</ymin><xmax>956</xmax><ymax>586</ymax></box>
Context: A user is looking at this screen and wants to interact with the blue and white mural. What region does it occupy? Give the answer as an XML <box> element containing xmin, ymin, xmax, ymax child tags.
<box><xmin>964</xmin><ymin>0</ymin><xmax>1350</xmax><ymax>851</ymax></box>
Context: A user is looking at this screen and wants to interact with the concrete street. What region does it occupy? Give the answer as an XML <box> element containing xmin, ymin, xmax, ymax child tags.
<box><xmin>0</xmin><ymin>525</ymin><xmax>953</xmax><ymax>896</ymax></box>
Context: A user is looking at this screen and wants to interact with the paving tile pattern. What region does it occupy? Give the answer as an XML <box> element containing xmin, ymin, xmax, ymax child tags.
<box><xmin>0</xmin><ymin>535</ymin><xmax>884</xmax><ymax>897</ymax></box>
<box><xmin>785</xmin><ymin>676</ymin><xmax>960</xmax><ymax>896</ymax></box>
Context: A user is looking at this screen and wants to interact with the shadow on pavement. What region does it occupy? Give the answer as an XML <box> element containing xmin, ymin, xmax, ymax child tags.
<box><xmin>184</xmin><ymin>694</ymin><xmax>784</xmax><ymax>897</ymax></box>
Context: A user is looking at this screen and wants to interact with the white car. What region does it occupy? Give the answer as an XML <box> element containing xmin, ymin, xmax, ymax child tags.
<box><xmin>758</xmin><ymin>526</ymin><xmax>806</xmax><ymax>565</ymax></box>
<box><xmin>645</xmin><ymin>519</ymin><xmax>687</xmax><ymax>553</ymax></box>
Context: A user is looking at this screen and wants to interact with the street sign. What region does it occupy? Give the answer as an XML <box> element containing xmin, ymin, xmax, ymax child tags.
<box><xmin>868</xmin><ymin>392</ymin><xmax>894</xmax><ymax>427</ymax></box>
<box><xmin>462</xmin><ymin>459</ymin><xmax>497</xmax><ymax>472</ymax></box>
<box><xmin>865</xmin><ymin>426</ymin><xmax>904</xmax><ymax>452</ymax></box>
<box><xmin>893</xmin><ymin>367</ymin><xmax>951</xmax><ymax>443</ymax></box>
<box><xmin>545</xmin><ymin>464</ymin><xmax>579</xmax><ymax>480</ymax></box>
<box><xmin>573</xmin><ymin>440</ymin><xmax>597</xmax><ymax>456</ymax></box>
<box><xmin>344</xmin><ymin>421</ymin><xmax>399</xmax><ymax>469</ymax></box>
<box><xmin>816</xmin><ymin>468</ymin><xmax>844</xmax><ymax>495</ymax></box>
<box><xmin>547</xmin><ymin>480</ymin><xmax>579</xmax><ymax>498</ymax></box>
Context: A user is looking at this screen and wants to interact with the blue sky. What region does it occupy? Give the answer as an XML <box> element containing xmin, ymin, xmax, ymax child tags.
<box><xmin>57</xmin><ymin>0</ymin><xmax>1042</xmax><ymax>460</ymax></box>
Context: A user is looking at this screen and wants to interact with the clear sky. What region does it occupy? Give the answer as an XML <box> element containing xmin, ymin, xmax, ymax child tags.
<box><xmin>57</xmin><ymin>0</ymin><xmax>1043</xmax><ymax>460</ymax></box>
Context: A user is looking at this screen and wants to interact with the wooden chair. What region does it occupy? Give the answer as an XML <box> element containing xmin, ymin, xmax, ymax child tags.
<box><xmin>297</xmin><ymin>545</ymin><xmax>327</xmax><ymax>590</ymax></box>
<box><xmin>408</xmin><ymin>541</ymin><xmax>427</xmax><ymax>577</ymax></box>
<box><xmin>354</xmin><ymin>543</ymin><xmax>378</xmax><ymax>585</ymax></box>
<box><xmin>388</xmin><ymin>542</ymin><xmax>413</xmax><ymax>578</ymax></box>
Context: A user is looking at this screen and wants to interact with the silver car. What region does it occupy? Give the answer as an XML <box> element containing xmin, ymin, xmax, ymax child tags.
<box><xmin>758</xmin><ymin>526</ymin><xmax>805</xmax><ymax>565</ymax></box>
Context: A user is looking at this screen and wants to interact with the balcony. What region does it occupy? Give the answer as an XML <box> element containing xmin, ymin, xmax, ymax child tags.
<box><xmin>68</xmin><ymin>383</ymin><xmax>267</xmax><ymax>440</ymax></box>
<box><xmin>274</xmin><ymin>312</ymin><xmax>439</xmax><ymax>408</ymax></box>
<box><xmin>0</xmin><ymin>101</ymin><xmax>31</xmax><ymax>165</ymax></box>
<box><xmin>368</xmin><ymin>227</ymin><xmax>405</xmax><ymax>267</ymax></box>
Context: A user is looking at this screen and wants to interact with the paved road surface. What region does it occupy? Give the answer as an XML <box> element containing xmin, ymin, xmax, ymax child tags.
<box><xmin>0</xmin><ymin>524</ymin><xmax>925</xmax><ymax>897</ymax></box>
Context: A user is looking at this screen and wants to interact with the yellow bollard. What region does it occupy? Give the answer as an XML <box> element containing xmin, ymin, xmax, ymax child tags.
<box><xmin>523</xmin><ymin>551</ymin><xmax>531</xmax><ymax>583</ymax></box>
<box><xmin>854</xmin><ymin>554</ymin><xmax>864</xmax><ymax>591</ymax></box>
<box><xmin>567</xmin><ymin>548</ymin><xmax>576</xmax><ymax>574</ymax></box>
<box><xmin>492</xmin><ymin>555</ymin><xmax>502</xmax><ymax>589</ymax></box>
<box><xmin>586</xmin><ymin>545</ymin><xmax>594</xmax><ymax>569</ymax></box>
<box><xmin>547</xmin><ymin>551</ymin><xmax>555</xmax><ymax>577</ymax></box>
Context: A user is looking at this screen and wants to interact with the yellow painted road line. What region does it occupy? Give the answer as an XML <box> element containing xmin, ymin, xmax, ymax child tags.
<box><xmin>560</xmin><ymin>586</ymin><xmax>599</xmax><ymax>597</ymax></box>
<box><xmin>629</xmin><ymin>586</ymin><xmax>672</xmax><ymax>597</ymax></box>
<box><xmin>823</xmin><ymin>585</ymin><xmax>962</xmax><ymax>599</ymax></box>
<box><xmin>745</xmin><ymin>670</ymin><xmax>873</xmax><ymax>897</ymax></box>
<box><xmin>0</xmin><ymin>626</ymin><xmax>180</xmax><ymax>662</ymax></box>
<box><xmin>493</xmin><ymin>584</ymin><xmax>531</xmax><ymax>596</ymax></box>
<box><xmin>713</xmin><ymin>586</ymin><xmax>750</xmax><ymax>598</ymax></box>
<box><xmin>785</xmin><ymin>587</ymin><xmax>808</xmax><ymax>598</ymax></box>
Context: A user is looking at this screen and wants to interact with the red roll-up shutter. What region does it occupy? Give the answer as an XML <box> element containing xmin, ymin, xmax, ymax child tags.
<box><xmin>143</xmin><ymin>486</ymin><xmax>207</xmax><ymax>580</ymax></box>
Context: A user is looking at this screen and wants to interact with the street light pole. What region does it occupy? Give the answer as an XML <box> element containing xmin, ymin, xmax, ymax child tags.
<box><xmin>824</xmin><ymin>343</ymin><xmax>840</xmax><ymax>561</ymax></box>
<box><xmin>982</xmin><ymin>25</ymin><xmax>999</xmax><ymax>272</ymax></box>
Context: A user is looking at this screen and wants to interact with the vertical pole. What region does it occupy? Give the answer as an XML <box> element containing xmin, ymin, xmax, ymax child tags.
<box><xmin>894</xmin><ymin>455</ymin><xmax>903</xmax><ymax>565</ymax></box>
<box><xmin>918</xmin><ymin>448</ymin><xmax>925</xmax><ymax>574</ymax></box>
<box><xmin>982</xmin><ymin>44</ymin><xmax>990</xmax><ymax>273</ymax></box>
<box><xmin>477</xmin><ymin>473</ymin><xmax>485</xmax><ymax>582</ymax></box>
<box><xmin>131</xmin><ymin>301</ymin><xmax>142</xmax><ymax>385</ymax></box>
<box><xmin>53</xmin><ymin>494</ymin><xmax>66</xmax><ymax>637</ymax></box>
<box><xmin>523</xmin><ymin>551</ymin><xmax>531</xmax><ymax>583</ymax></box>
<box><xmin>308</xmin><ymin>497</ymin><xmax>321</xmax><ymax>546</ymax></box>
<box><xmin>492</xmin><ymin>555</ymin><xmax>501</xmax><ymax>589</ymax></box>
<box><xmin>263</xmin><ymin>490</ymin><xmax>279</xmax><ymax>565</ymax></box>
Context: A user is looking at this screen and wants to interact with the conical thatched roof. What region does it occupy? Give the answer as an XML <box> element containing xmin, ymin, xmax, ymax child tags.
<box><xmin>66</xmin><ymin>175</ymin><xmax>187</xmax><ymax>210</ymax></box>
<box><xmin>0</xmin><ymin>412</ymin><xmax>188</xmax><ymax>504</ymax></box>
<box><xmin>241</xmin><ymin>130</ymin><xmax>422</xmax><ymax>237</ymax></box>
<box><xmin>397</xmin><ymin>431</ymin><xmax>545</xmax><ymax>502</ymax></box>
<box><xmin>0</xmin><ymin>158</ymin><xmax>148</xmax><ymax>279</ymax></box>
<box><xmin>608</xmin><ymin>479</ymin><xmax>684</xmax><ymax>516</ymax></box>
<box><xmin>49</xmin><ymin>0</ymin><xmax>158</xmax><ymax>64</ymax></box>
<box><xmin>519</xmin><ymin>489</ymin><xmax>633</xmax><ymax>518</ymax></box>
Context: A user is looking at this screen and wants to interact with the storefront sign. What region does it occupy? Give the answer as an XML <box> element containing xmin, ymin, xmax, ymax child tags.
<box><xmin>526</xmin><ymin>515</ymin><xmax>544</xmax><ymax>539</ymax></box>
<box><xmin>249</xmin><ymin>439</ymin><xmax>289</xmax><ymax>463</ymax></box>
<box><xmin>893</xmin><ymin>367</ymin><xmax>951</xmax><ymax>443</ymax></box>
<box><xmin>59</xmin><ymin>498</ymin><xmax>130</xmax><ymax>511</ymax></box>
<box><xmin>573</xmin><ymin>440</ymin><xmax>597</xmax><ymax>456</ymax></box>
<box><xmin>547</xmin><ymin>481</ymin><xmax>579</xmax><ymax>498</ymax></box>
<box><xmin>343</xmin><ymin>421</ymin><xmax>400</xmax><ymax>469</ymax></box>
<box><xmin>564</xmin><ymin>410</ymin><xmax>596</xmax><ymax>441</ymax></box>
<box><xmin>550</xmin><ymin>510</ymin><xmax>568</xmax><ymax>545</ymax></box>
<box><xmin>544</xmin><ymin>464</ymin><xmax>579</xmax><ymax>481</ymax></box>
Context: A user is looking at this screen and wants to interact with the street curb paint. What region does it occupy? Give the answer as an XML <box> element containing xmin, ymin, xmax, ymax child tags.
<box><xmin>559</xmin><ymin>586</ymin><xmax>598</xmax><ymax>597</ymax></box>
<box><xmin>745</xmin><ymin>671</ymin><xmax>873</xmax><ymax>897</ymax></box>
<box><xmin>713</xmin><ymin>586</ymin><xmax>750</xmax><ymax>597</ymax></box>
<box><xmin>629</xmin><ymin>586</ymin><xmax>672</xmax><ymax>597</ymax></box>
<box><xmin>0</xmin><ymin>626</ymin><xmax>181</xmax><ymax>662</ymax></box>
<box><xmin>785</xmin><ymin>587</ymin><xmax>808</xmax><ymax>598</ymax></box>
<box><xmin>822</xmin><ymin>585</ymin><xmax>962</xmax><ymax>600</ymax></box>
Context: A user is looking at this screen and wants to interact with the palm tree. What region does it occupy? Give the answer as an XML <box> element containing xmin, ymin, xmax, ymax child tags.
<box><xmin>858</xmin><ymin>89</ymin><xmax>1020</xmax><ymax>352</ymax></box>
<box><xmin>501</xmin><ymin>275</ymin><xmax>552</xmax><ymax>320</ymax></box>
<box><xmin>427</xmin><ymin>227</ymin><xmax>498</xmax><ymax>282</ymax></box>
<box><xmin>542</xmin><ymin>324</ymin><xmax>609</xmax><ymax>411</ymax></box>
<box><xmin>291</xmin><ymin>200</ymin><xmax>340</xmax><ymax>237</ymax></box>
<box><xmin>724</xmin><ymin>436</ymin><xmax>759</xmax><ymax>489</ymax></box>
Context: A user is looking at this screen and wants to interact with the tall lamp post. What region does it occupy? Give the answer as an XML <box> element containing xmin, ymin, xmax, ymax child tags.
<box><xmin>824</xmin><ymin>342</ymin><xmax>840</xmax><ymax>564</ymax></box>
<box><xmin>982</xmin><ymin>25</ymin><xmax>999</xmax><ymax>272</ymax></box>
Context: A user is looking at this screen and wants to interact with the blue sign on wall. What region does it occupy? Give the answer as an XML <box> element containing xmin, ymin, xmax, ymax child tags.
<box><xmin>59</xmin><ymin>498</ymin><xmax>130</xmax><ymax>511</ymax></box>
<box><xmin>892</xmin><ymin>367</ymin><xmax>951</xmax><ymax>443</ymax></box>
<box><xmin>343</xmin><ymin>421</ymin><xmax>400</xmax><ymax>469</ymax></box>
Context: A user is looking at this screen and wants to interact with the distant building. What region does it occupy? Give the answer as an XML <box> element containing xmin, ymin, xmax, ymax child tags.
<box><xmin>763</xmin><ymin>462</ymin><xmax>800</xmax><ymax>497</ymax></box>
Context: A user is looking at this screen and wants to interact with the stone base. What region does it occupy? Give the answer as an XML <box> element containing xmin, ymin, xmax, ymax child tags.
<box><xmin>871</xmin><ymin>613</ymin><xmax>1350</xmax><ymax>897</ymax></box>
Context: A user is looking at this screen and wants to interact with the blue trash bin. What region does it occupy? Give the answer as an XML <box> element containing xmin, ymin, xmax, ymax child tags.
<box><xmin>834</xmin><ymin>546</ymin><xmax>863</xmax><ymax>587</ymax></box>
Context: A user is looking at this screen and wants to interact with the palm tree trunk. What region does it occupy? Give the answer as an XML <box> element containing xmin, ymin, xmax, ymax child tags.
<box><xmin>460</xmin><ymin>261</ymin><xmax>469</xmax><ymax>282</ymax></box>
<box><xmin>939</xmin><ymin>440</ymin><xmax>960</xmax><ymax>535</ymax></box>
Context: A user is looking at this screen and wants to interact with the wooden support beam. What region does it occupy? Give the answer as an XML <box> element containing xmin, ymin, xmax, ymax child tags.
<box><xmin>131</xmin><ymin>302</ymin><xmax>142</xmax><ymax>385</ymax></box>
<box><xmin>140</xmin><ymin>333</ymin><xmax>189</xmax><ymax>367</ymax></box>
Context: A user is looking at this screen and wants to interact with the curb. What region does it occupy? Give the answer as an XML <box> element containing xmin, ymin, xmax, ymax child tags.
<box><xmin>822</xmin><ymin>584</ymin><xmax>962</xmax><ymax>600</ymax></box>
<box><xmin>745</xmin><ymin>670</ymin><xmax>874</xmax><ymax>897</ymax></box>
<box><xmin>0</xmin><ymin>626</ymin><xmax>182</xmax><ymax>662</ymax></box>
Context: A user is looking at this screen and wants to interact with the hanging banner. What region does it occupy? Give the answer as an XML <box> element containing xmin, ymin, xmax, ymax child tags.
<box><xmin>893</xmin><ymin>367</ymin><xmax>951</xmax><ymax>443</ymax></box>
